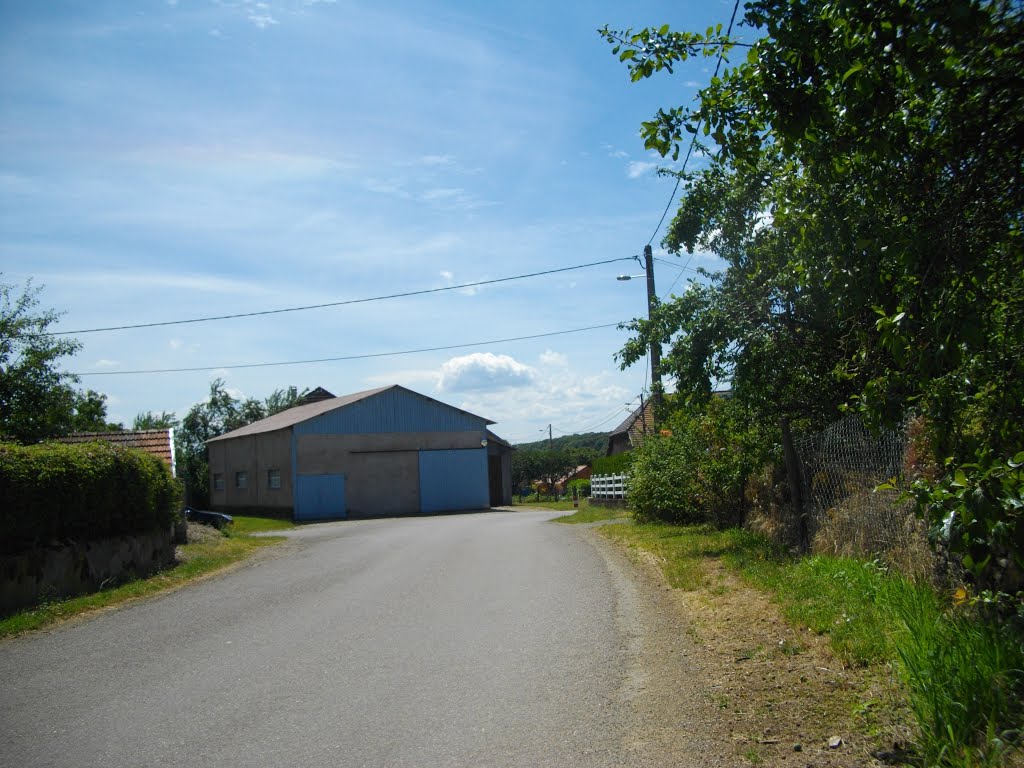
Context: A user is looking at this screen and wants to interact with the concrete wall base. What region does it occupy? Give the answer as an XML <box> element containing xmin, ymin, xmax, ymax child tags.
<box><xmin>0</xmin><ymin>528</ymin><xmax>176</xmax><ymax>615</ymax></box>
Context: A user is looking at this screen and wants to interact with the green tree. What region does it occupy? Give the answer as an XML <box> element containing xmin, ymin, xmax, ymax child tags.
<box><xmin>604</xmin><ymin>0</ymin><xmax>1024</xmax><ymax>592</ymax></box>
<box><xmin>0</xmin><ymin>279</ymin><xmax>123</xmax><ymax>442</ymax></box>
<box><xmin>70</xmin><ymin>389</ymin><xmax>123</xmax><ymax>432</ymax></box>
<box><xmin>133</xmin><ymin>411</ymin><xmax>179</xmax><ymax>430</ymax></box>
<box><xmin>176</xmin><ymin>380</ymin><xmax>310</xmax><ymax>506</ymax></box>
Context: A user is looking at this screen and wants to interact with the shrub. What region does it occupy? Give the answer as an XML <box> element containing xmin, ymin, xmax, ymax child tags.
<box><xmin>629</xmin><ymin>398</ymin><xmax>776</xmax><ymax>526</ymax></box>
<box><xmin>567</xmin><ymin>478</ymin><xmax>591</xmax><ymax>497</ymax></box>
<box><xmin>0</xmin><ymin>441</ymin><xmax>180</xmax><ymax>553</ymax></box>
<box><xmin>592</xmin><ymin>451</ymin><xmax>633</xmax><ymax>476</ymax></box>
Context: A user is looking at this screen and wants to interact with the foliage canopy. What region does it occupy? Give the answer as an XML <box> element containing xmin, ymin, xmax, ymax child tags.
<box><xmin>604</xmin><ymin>0</ymin><xmax>1024</xmax><ymax>593</ymax></box>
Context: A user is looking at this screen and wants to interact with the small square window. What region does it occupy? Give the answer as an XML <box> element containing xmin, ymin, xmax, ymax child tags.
<box><xmin>267</xmin><ymin>469</ymin><xmax>281</xmax><ymax>489</ymax></box>
<box><xmin>213</xmin><ymin>473</ymin><xmax>225</xmax><ymax>491</ymax></box>
<box><xmin>235</xmin><ymin>471</ymin><xmax>248</xmax><ymax>490</ymax></box>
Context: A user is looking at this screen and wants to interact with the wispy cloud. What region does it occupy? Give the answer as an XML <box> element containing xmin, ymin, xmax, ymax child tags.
<box><xmin>627</xmin><ymin>160</ymin><xmax>658</xmax><ymax>178</ymax></box>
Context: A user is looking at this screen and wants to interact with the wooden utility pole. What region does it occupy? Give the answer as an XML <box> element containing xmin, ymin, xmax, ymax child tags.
<box><xmin>643</xmin><ymin>244</ymin><xmax>663</xmax><ymax>408</ymax></box>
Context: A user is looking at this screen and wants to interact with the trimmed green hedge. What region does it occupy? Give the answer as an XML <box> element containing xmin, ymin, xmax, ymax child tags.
<box><xmin>591</xmin><ymin>451</ymin><xmax>634</xmax><ymax>476</ymax></box>
<box><xmin>0</xmin><ymin>441</ymin><xmax>181</xmax><ymax>554</ymax></box>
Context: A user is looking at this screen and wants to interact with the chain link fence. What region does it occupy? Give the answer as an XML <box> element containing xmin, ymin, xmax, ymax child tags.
<box><xmin>790</xmin><ymin>415</ymin><xmax>937</xmax><ymax>581</ymax></box>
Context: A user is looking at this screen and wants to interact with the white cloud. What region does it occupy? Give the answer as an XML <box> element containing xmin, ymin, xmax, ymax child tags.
<box><xmin>422</xmin><ymin>187</ymin><xmax>464</xmax><ymax>202</ymax></box>
<box><xmin>627</xmin><ymin>161</ymin><xmax>658</xmax><ymax>179</ymax></box>
<box><xmin>93</xmin><ymin>359</ymin><xmax>119</xmax><ymax>368</ymax></box>
<box><xmin>42</xmin><ymin>270</ymin><xmax>276</xmax><ymax>297</ymax></box>
<box><xmin>437</xmin><ymin>352</ymin><xmax>537</xmax><ymax>392</ymax></box>
<box><xmin>247</xmin><ymin>2</ymin><xmax>279</xmax><ymax>28</ymax></box>
<box><xmin>539</xmin><ymin>349</ymin><xmax>567</xmax><ymax>367</ymax></box>
<box><xmin>415</xmin><ymin>154</ymin><xmax>455</xmax><ymax>166</ymax></box>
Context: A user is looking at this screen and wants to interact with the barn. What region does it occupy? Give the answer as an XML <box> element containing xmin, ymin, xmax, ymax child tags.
<box><xmin>206</xmin><ymin>385</ymin><xmax>513</xmax><ymax>521</ymax></box>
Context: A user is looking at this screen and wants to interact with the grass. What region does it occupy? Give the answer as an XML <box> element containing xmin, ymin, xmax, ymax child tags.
<box><xmin>602</xmin><ymin>519</ymin><xmax>1024</xmax><ymax>765</ymax></box>
<box><xmin>510</xmin><ymin>498</ymin><xmax>581</xmax><ymax>511</ymax></box>
<box><xmin>0</xmin><ymin>514</ymin><xmax>294</xmax><ymax>639</ymax></box>
<box><xmin>552</xmin><ymin>503</ymin><xmax>630</xmax><ymax>524</ymax></box>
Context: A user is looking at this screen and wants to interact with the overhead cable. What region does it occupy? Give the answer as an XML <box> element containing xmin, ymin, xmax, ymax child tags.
<box><xmin>646</xmin><ymin>0</ymin><xmax>743</xmax><ymax>247</ymax></box>
<box><xmin>49</xmin><ymin>257</ymin><xmax>635</xmax><ymax>336</ymax></box>
<box><xmin>70</xmin><ymin>321</ymin><xmax>628</xmax><ymax>376</ymax></box>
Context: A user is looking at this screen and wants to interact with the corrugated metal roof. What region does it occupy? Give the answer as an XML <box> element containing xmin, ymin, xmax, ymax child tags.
<box><xmin>486</xmin><ymin>430</ymin><xmax>513</xmax><ymax>450</ymax></box>
<box><xmin>207</xmin><ymin>385</ymin><xmax>495</xmax><ymax>443</ymax></box>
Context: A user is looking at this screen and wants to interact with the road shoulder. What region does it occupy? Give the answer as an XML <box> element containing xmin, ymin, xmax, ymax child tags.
<box><xmin>579</xmin><ymin>525</ymin><xmax>900</xmax><ymax>767</ymax></box>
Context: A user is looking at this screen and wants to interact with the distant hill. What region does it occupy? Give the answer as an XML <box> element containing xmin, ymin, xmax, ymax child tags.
<box><xmin>514</xmin><ymin>431</ymin><xmax>607</xmax><ymax>455</ymax></box>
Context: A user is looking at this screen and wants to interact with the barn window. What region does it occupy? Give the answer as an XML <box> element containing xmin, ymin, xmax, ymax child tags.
<box><xmin>213</xmin><ymin>473</ymin><xmax>225</xmax><ymax>491</ymax></box>
<box><xmin>267</xmin><ymin>469</ymin><xmax>281</xmax><ymax>489</ymax></box>
<box><xmin>235</xmin><ymin>471</ymin><xmax>248</xmax><ymax>489</ymax></box>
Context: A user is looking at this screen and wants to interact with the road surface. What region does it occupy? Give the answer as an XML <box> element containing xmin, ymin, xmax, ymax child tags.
<box><xmin>0</xmin><ymin>510</ymin><xmax>704</xmax><ymax>767</ymax></box>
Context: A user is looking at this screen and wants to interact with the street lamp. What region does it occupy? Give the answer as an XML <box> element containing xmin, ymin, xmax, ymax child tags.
<box><xmin>616</xmin><ymin>244</ymin><xmax>662</xmax><ymax>407</ymax></box>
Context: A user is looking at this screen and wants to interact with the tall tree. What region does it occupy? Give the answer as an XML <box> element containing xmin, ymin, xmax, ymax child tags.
<box><xmin>604</xmin><ymin>0</ymin><xmax>1024</xmax><ymax>590</ymax></box>
<box><xmin>175</xmin><ymin>380</ymin><xmax>310</xmax><ymax>505</ymax></box>
<box><xmin>133</xmin><ymin>411</ymin><xmax>179</xmax><ymax>430</ymax></box>
<box><xmin>70</xmin><ymin>389</ymin><xmax>123</xmax><ymax>432</ymax></box>
<box><xmin>0</xmin><ymin>279</ymin><xmax>95</xmax><ymax>443</ymax></box>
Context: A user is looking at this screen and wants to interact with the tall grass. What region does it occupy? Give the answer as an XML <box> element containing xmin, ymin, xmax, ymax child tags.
<box><xmin>603</xmin><ymin>521</ymin><xmax>1024</xmax><ymax>764</ymax></box>
<box><xmin>893</xmin><ymin>594</ymin><xmax>1024</xmax><ymax>767</ymax></box>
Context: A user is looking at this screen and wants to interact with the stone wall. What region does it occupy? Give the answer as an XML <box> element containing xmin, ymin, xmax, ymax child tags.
<box><xmin>0</xmin><ymin>528</ymin><xmax>176</xmax><ymax>615</ymax></box>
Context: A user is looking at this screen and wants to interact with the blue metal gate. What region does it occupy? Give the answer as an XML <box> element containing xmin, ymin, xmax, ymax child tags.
<box><xmin>418</xmin><ymin>449</ymin><xmax>489</xmax><ymax>513</ymax></box>
<box><xmin>295</xmin><ymin>473</ymin><xmax>346</xmax><ymax>521</ymax></box>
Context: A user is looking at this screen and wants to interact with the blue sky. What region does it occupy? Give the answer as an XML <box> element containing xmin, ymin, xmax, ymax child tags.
<box><xmin>1</xmin><ymin>0</ymin><xmax>733</xmax><ymax>444</ymax></box>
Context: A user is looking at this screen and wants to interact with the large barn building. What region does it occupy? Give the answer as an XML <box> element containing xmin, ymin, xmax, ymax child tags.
<box><xmin>207</xmin><ymin>385</ymin><xmax>512</xmax><ymax>521</ymax></box>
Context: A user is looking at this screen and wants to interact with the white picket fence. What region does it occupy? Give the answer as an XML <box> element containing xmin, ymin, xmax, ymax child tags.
<box><xmin>591</xmin><ymin>473</ymin><xmax>628</xmax><ymax>500</ymax></box>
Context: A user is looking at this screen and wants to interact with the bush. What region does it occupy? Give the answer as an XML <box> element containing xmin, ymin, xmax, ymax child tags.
<box><xmin>592</xmin><ymin>451</ymin><xmax>633</xmax><ymax>475</ymax></box>
<box><xmin>0</xmin><ymin>441</ymin><xmax>180</xmax><ymax>553</ymax></box>
<box><xmin>629</xmin><ymin>398</ymin><xmax>776</xmax><ymax>526</ymax></box>
<box><xmin>567</xmin><ymin>478</ymin><xmax>591</xmax><ymax>497</ymax></box>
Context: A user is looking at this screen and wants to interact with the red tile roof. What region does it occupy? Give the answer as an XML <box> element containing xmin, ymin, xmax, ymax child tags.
<box><xmin>57</xmin><ymin>429</ymin><xmax>175</xmax><ymax>476</ymax></box>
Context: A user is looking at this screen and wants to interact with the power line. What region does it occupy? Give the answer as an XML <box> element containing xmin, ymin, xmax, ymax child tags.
<box><xmin>660</xmin><ymin>254</ymin><xmax>695</xmax><ymax>300</ymax></box>
<box><xmin>48</xmin><ymin>257</ymin><xmax>634</xmax><ymax>336</ymax></box>
<box><xmin>646</xmin><ymin>0</ymin><xmax>743</xmax><ymax>247</ymax></box>
<box><xmin>509</xmin><ymin>397</ymin><xmax>639</xmax><ymax>444</ymax></box>
<box><xmin>567</xmin><ymin>395</ymin><xmax>642</xmax><ymax>435</ymax></box>
<box><xmin>70</xmin><ymin>321</ymin><xmax>628</xmax><ymax>376</ymax></box>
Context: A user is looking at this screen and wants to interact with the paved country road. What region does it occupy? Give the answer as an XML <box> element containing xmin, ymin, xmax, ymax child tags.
<box><xmin>0</xmin><ymin>510</ymin><xmax>712</xmax><ymax>768</ymax></box>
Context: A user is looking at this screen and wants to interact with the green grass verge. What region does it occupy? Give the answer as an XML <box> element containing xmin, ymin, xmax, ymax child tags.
<box><xmin>0</xmin><ymin>515</ymin><xmax>294</xmax><ymax>639</ymax></box>
<box><xmin>601</xmin><ymin>520</ymin><xmax>1024</xmax><ymax>765</ymax></box>
<box><xmin>510</xmin><ymin>498</ymin><xmax>581</xmax><ymax>511</ymax></box>
<box><xmin>552</xmin><ymin>505</ymin><xmax>630</xmax><ymax>524</ymax></box>
<box><xmin>228</xmin><ymin>514</ymin><xmax>296</xmax><ymax>535</ymax></box>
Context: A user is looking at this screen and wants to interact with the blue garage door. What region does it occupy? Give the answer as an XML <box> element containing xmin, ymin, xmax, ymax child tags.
<box><xmin>295</xmin><ymin>473</ymin><xmax>346</xmax><ymax>521</ymax></box>
<box><xmin>419</xmin><ymin>449</ymin><xmax>489</xmax><ymax>513</ymax></box>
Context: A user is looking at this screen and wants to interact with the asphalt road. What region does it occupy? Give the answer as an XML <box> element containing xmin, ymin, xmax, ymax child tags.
<box><xmin>0</xmin><ymin>510</ymin><xmax>657</xmax><ymax>768</ymax></box>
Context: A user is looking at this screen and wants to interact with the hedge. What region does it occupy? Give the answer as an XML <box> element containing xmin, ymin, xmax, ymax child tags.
<box><xmin>0</xmin><ymin>441</ymin><xmax>181</xmax><ymax>554</ymax></box>
<box><xmin>591</xmin><ymin>451</ymin><xmax>634</xmax><ymax>476</ymax></box>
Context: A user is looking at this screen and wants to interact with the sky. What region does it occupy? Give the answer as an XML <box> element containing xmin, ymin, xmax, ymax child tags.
<box><xmin>0</xmin><ymin>0</ymin><xmax>735</xmax><ymax>445</ymax></box>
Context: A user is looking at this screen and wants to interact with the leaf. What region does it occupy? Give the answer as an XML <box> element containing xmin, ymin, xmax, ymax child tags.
<box><xmin>841</xmin><ymin>62</ymin><xmax>864</xmax><ymax>83</ymax></box>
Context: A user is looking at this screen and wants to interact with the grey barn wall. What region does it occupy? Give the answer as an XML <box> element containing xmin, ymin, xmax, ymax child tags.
<box><xmin>209</xmin><ymin>429</ymin><xmax>292</xmax><ymax>510</ymax></box>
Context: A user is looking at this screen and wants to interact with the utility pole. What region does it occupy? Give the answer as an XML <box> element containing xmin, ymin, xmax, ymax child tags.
<box><xmin>547</xmin><ymin>424</ymin><xmax>553</xmax><ymax>450</ymax></box>
<box><xmin>643</xmin><ymin>244</ymin><xmax>663</xmax><ymax>408</ymax></box>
